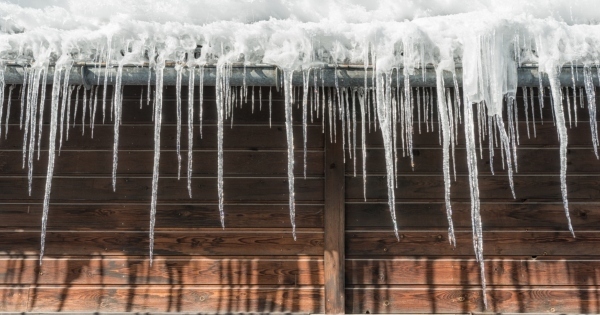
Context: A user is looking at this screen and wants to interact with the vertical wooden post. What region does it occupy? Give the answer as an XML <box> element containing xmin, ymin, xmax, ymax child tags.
<box><xmin>324</xmin><ymin>126</ymin><xmax>345</xmax><ymax>314</ymax></box>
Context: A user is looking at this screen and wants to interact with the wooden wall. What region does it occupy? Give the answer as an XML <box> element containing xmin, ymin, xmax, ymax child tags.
<box><xmin>0</xmin><ymin>84</ymin><xmax>598</xmax><ymax>314</ymax></box>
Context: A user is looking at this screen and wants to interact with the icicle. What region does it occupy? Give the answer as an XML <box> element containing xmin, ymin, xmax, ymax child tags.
<box><xmin>302</xmin><ymin>68</ymin><xmax>310</xmax><ymax>179</ymax></box>
<box><xmin>216</xmin><ymin>63</ymin><xmax>227</xmax><ymax>228</ymax></box>
<box><xmin>91</xmin><ymin>85</ymin><xmax>99</xmax><ymax>137</ymax></box>
<box><xmin>269</xmin><ymin>87</ymin><xmax>272</xmax><ymax>128</ymax></box>
<box><xmin>176</xmin><ymin>65</ymin><xmax>183</xmax><ymax>180</ymax></box>
<box><xmin>19</xmin><ymin>68</ymin><xmax>28</xmax><ymax>130</ymax></box>
<box><xmin>102</xmin><ymin>40</ymin><xmax>112</xmax><ymax>124</ymax></box>
<box><xmin>187</xmin><ymin>66</ymin><xmax>195</xmax><ymax>198</ymax></box>
<box><xmin>66</xmin><ymin>86</ymin><xmax>74</xmax><ymax>140</ymax></box>
<box><xmin>583</xmin><ymin>66</ymin><xmax>598</xmax><ymax>158</ymax></box>
<box><xmin>198</xmin><ymin>66</ymin><xmax>204</xmax><ymax>139</ymax></box>
<box><xmin>40</xmin><ymin>65</ymin><xmax>65</xmax><ymax>264</ymax></box>
<box><xmin>73</xmin><ymin>85</ymin><xmax>81</xmax><ymax>128</ymax></box>
<box><xmin>435</xmin><ymin>70</ymin><xmax>456</xmax><ymax>247</ymax></box>
<box><xmin>374</xmin><ymin>71</ymin><xmax>399</xmax><ymax>240</ymax></box>
<box><xmin>37</xmin><ymin>67</ymin><xmax>48</xmax><ymax>159</ymax></box>
<box><xmin>548</xmin><ymin>68</ymin><xmax>575</xmax><ymax>237</ymax></box>
<box><xmin>58</xmin><ymin>64</ymin><xmax>72</xmax><ymax>152</ymax></box>
<box><xmin>112</xmin><ymin>64</ymin><xmax>124</xmax><ymax>192</ymax></box>
<box><xmin>530</xmin><ymin>87</ymin><xmax>537</xmax><ymax>137</ymax></box>
<box><xmin>81</xmin><ymin>88</ymin><xmax>88</xmax><ymax>135</ymax></box>
<box><xmin>522</xmin><ymin>87</ymin><xmax>530</xmax><ymax>138</ymax></box>
<box><xmin>351</xmin><ymin>88</ymin><xmax>357</xmax><ymax>177</ymax></box>
<box><xmin>26</xmin><ymin>68</ymin><xmax>42</xmax><ymax>196</ymax></box>
<box><xmin>0</xmin><ymin>68</ymin><xmax>5</xmax><ymax>139</ymax></box>
<box><xmin>283</xmin><ymin>69</ymin><xmax>297</xmax><ymax>240</ymax></box>
<box><xmin>356</xmin><ymin>86</ymin><xmax>367</xmax><ymax>201</ymax></box>
<box><xmin>149</xmin><ymin>61</ymin><xmax>165</xmax><ymax>264</ymax></box>
<box><xmin>463</xmin><ymin>97</ymin><xmax>487</xmax><ymax>310</ymax></box>
<box><xmin>5</xmin><ymin>85</ymin><xmax>14</xmax><ymax>138</ymax></box>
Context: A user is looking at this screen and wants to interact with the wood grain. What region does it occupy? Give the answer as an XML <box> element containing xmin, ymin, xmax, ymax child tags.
<box><xmin>346</xmin><ymin>285</ymin><xmax>600</xmax><ymax>314</ymax></box>
<box><xmin>0</xmin><ymin>204</ymin><xmax>323</xmax><ymax>230</ymax></box>
<box><xmin>0</xmin><ymin>256</ymin><xmax>324</xmax><ymax>285</ymax></box>
<box><xmin>0</xmin><ymin>231</ymin><xmax>323</xmax><ymax>256</ymax></box>
<box><xmin>346</xmin><ymin>231</ymin><xmax>599</xmax><ymax>256</ymax></box>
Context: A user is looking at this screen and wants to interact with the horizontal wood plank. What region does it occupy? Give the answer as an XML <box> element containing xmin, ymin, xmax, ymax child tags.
<box><xmin>346</xmin><ymin>175</ymin><xmax>600</xmax><ymax>202</ymax></box>
<box><xmin>349</xmin><ymin>148</ymin><xmax>600</xmax><ymax>175</ymax></box>
<box><xmin>0</xmin><ymin>150</ymin><xmax>324</xmax><ymax>176</ymax></box>
<box><xmin>346</xmin><ymin>203</ymin><xmax>598</xmax><ymax>230</ymax></box>
<box><xmin>0</xmin><ymin>231</ymin><xmax>323</xmax><ymax>256</ymax></box>
<box><xmin>0</xmin><ymin>125</ymin><xmax>324</xmax><ymax>150</ymax></box>
<box><xmin>346</xmin><ymin>257</ymin><xmax>600</xmax><ymax>286</ymax></box>
<box><xmin>347</xmin><ymin>231</ymin><xmax>598</xmax><ymax>256</ymax></box>
<box><xmin>27</xmin><ymin>285</ymin><xmax>324</xmax><ymax>313</ymax></box>
<box><xmin>0</xmin><ymin>256</ymin><xmax>323</xmax><ymax>285</ymax></box>
<box><xmin>0</xmin><ymin>177</ymin><xmax>324</xmax><ymax>203</ymax></box>
<box><xmin>346</xmin><ymin>285</ymin><xmax>600</xmax><ymax>314</ymax></box>
<box><xmin>0</xmin><ymin>204</ymin><xmax>323</xmax><ymax>230</ymax></box>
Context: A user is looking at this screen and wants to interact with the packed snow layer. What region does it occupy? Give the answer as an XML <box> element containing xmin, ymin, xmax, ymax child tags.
<box><xmin>1</xmin><ymin>0</ymin><xmax>600</xmax><ymax>310</ymax></box>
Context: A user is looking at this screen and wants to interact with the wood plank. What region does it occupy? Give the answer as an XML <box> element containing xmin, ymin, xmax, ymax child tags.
<box><xmin>346</xmin><ymin>175</ymin><xmax>600</xmax><ymax>202</ymax></box>
<box><xmin>346</xmin><ymin>285</ymin><xmax>600</xmax><ymax>314</ymax></box>
<box><xmin>360</xmin><ymin>122</ymin><xmax>599</xmax><ymax>148</ymax></box>
<box><xmin>0</xmin><ymin>231</ymin><xmax>323</xmax><ymax>256</ymax></box>
<box><xmin>324</xmin><ymin>119</ymin><xmax>345</xmax><ymax>314</ymax></box>
<box><xmin>346</xmin><ymin>231</ymin><xmax>600</xmax><ymax>256</ymax></box>
<box><xmin>0</xmin><ymin>150</ymin><xmax>324</xmax><ymax>176</ymax></box>
<box><xmin>0</xmin><ymin>256</ymin><xmax>323</xmax><ymax>285</ymax></box>
<box><xmin>0</xmin><ymin>204</ymin><xmax>323</xmax><ymax>230</ymax></box>
<box><xmin>349</xmin><ymin>148</ymin><xmax>600</xmax><ymax>175</ymax></box>
<box><xmin>0</xmin><ymin>286</ymin><xmax>28</xmax><ymax>312</ymax></box>
<box><xmin>27</xmin><ymin>285</ymin><xmax>323</xmax><ymax>313</ymax></box>
<box><xmin>0</xmin><ymin>124</ymin><xmax>325</xmax><ymax>150</ymax></box>
<box><xmin>0</xmin><ymin>177</ymin><xmax>324</xmax><ymax>203</ymax></box>
<box><xmin>346</xmin><ymin>257</ymin><xmax>600</xmax><ymax>286</ymax></box>
<box><xmin>346</xmin><ymin>203</ymin><xmax>600</xmax><ymax>230</ymax></box>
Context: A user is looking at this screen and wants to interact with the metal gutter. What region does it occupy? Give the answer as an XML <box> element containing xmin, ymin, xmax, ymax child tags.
<box><xmin>3</xmin><ymin>64</ymin><xmax>599</xmax><ymax>87</ymax></box>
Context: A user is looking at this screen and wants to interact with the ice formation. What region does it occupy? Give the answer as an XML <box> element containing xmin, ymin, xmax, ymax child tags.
<box><xmin>1</xmin><ymin>0</ymin><xmax>600</xmax><ymax>308</ymax></box>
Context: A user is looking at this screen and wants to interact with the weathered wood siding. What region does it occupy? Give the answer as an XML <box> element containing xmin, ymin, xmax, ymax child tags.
<box><xmin>0</xmin><ymin>85</ymin><xmax>598</xmax><ymax>313</ymax></box>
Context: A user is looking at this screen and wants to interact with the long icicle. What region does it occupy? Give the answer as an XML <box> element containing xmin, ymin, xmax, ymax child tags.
<box><xmin>40</xmin><ymin>63</ymin><xmax>66</xmax><ymax>265</ymax></box>
<box><xmin>283</xmin><ymin>69</ymin><xmax>297</xmax><ymax>240</ymax></box>
<box><xmin>548</xmin><ymin>67</ymin><xmax>575</xmax><ymax>237</ymax></box>
<box><xmin>187</xmin><ymin>66</ymin><xmax>195</xmax><ymax>198</ymax></box>
<box><xmin>149</xmin><ymin>61</ymin><xmax>165</xmax><ymax>264</ymax></box>
<box><xmin>435</xmin><ymin>69</ymin><xmax>456</xmax><ymax>247</ymax></box>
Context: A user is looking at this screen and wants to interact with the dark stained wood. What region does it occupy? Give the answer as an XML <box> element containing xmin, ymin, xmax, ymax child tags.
<box><xmin>346</xmin><ymin>285</ymin><xmax>600</xmax><ymax>314</ymax></box>
<box><xmin>27</xmin><ymin>285</ymin><xmax>324</xmax><ymax>313</ymax></box>
<box><xmin>360</xmin><ymin>122</ymin><xmax>600</xmax><ymax>148</ymax></box>
<box><xmin>346</xmin><ymin>256</ymin><xmax>600</xmax><ymax>286</ymax></box>
<box><xmin>346</xmin><ymin>175</ymin><xmax>600</xmax><ymax>202</ymax></box>
<box><xmin>0</xmin><ymin>230</ymin><xmax>323</xmax><ymax>256</ymax></box>
<box><xmin>0</xmin><ymin>150</ymin><xmax>324</xmax><ymax>176</ymax></box>
<box><xmin>0</xmin><ymin>177</ymin><xmax>324</xmax><ymax>203</ymax></box>
<box><xmin>346</xmin><ymin>231</ymin><xmax>599</xmax><ymax>256</ymax></box>
<box><xmin>0</xmin><ymin>124</ymin><xmax>325</xmax><ymax>150</ymax></box>
<box><xmin>346</xmin><ymin>203</ymin><xmax>600</xmax><ymax>230</ymax></box>
<box><xmin>350</xmin><ymin>148</ymin><xmax>600</xmax><ymax>175</ymax></box>
<box><xmin>0</xmin><ymin>256</ymin><xmax>324</xmax><ymax>285</ymax></box>
<box><xmin>0</xmin><ymin>204</ymin><xmax>323</xmax><ymax>230</ymax></box>
<box><xmin>324</xmin><ymin>122</ymin><xmax>345</xmax><ymax>314</ymax></box>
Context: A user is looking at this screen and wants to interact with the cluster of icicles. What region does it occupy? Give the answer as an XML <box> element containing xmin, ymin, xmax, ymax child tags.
<box><xmin>1</xmin><ymin>59</ymin><xmax>599</xmax><ymax>308</ymax></box>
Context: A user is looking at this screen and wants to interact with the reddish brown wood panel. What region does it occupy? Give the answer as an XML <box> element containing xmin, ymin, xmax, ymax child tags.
<box><xmin>0</xmin><ymin>230</ymin><xmax>323</xmax><ymax>256</ymax></box>
<box><xmin>0</xmin><ymin>204</ymin><xmax>323</xmax><ymax>230</ymax></box>
<box><xmin>26</xmin><ymin>285</ymin><xmax>324</xmax><ymax>313</ymax></box>
<box><xmin>346</xmin><ymin>257</ymin><xmax>600</xmax><ymax>286</ymax></box>
<box><xmin>346</xmin><ymin>203</ymin><xmax>599</xmax><ymax>230</ymax></box>
<box><xmin>0</xmin><ymin>256</ymin><xmax>324</xmax><ymax>285</ymax></box>
<box><xmin>346</xmin><ymin>286</ymin><xmax>600</xmax><ymax>314</ymax></box>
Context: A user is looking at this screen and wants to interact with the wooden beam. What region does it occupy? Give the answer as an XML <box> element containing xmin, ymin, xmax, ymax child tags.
<box><xmin>324</xmin><ymin>125</ymin><xmax>345</xmax><ymax>314</ymax></box>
